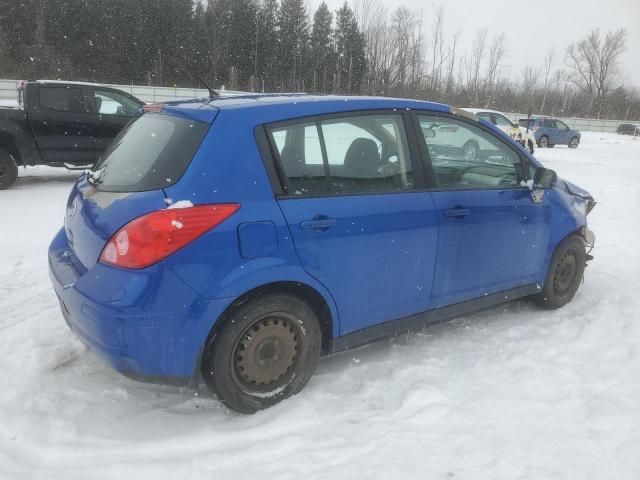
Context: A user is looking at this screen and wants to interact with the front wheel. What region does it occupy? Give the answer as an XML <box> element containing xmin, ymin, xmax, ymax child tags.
<box><xmin>533</xmin><ymin>235</ymin><xmax>586</xmax><ymax>309</ymax></box>
<box><xmin>0</xmin><ymin>149</ymin><xmax>18</xmax><ymax>190</ymax></box>
<box><xmin>569</xmin><ymin>137</ymin><xmax>579</xmax><ymax>149</ymax></box>
<box><xmin>202</xmin><ymin>294</ymin><xmax>322</xmax><ymax>413</ymax></box>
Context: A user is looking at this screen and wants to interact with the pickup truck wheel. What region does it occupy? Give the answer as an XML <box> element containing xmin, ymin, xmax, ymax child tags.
<box><xmin>0</xmin><ymin>150</ymin><xmax>18</xmax><ymax>190</ymax></box>
<box><xmin>533</xmin><ymin>235</ymin><xmax>586</xmax><ymax>309</ymax></box>
<box><xmin>569</xmin><ymin>137</ymin><xmax>579</xmax><ymax>149</ymax></box>
<box><xmin>201</xmin><ymin>293</ymin><xmax>321</xmax><ymax>413</ymax></box>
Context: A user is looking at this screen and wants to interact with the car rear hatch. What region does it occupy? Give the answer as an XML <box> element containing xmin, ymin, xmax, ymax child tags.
<box><xmin>63</xmin><ymin>107</ymin><xmax>216</xmax><ymax>269</ymax></box>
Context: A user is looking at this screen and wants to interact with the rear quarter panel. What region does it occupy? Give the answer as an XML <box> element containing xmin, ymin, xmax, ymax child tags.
<box><xmin>162</xmin><ymin>108</ymin><xmax>342</xmax><ymax>337</ymax></box>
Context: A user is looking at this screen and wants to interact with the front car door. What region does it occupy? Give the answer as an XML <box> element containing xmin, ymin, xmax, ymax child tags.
<box><xmin>555</xmin><ymin>120</ymin><xmax>572</xmax><ymax>144</ymax></box>
<box><xmin>415</xmin><ymin>113</ymin><xmax>550</xmax><ymax>307</ymax></box>
<box><xmin>266</xmin><ymin>111</ymin><xmax>439</xmax><ymax>335</ymax></box>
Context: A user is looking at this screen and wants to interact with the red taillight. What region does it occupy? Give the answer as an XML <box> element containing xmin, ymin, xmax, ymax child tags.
<box><xmin>99</xmin><ymin>204</ymin><xmax>240</xmax><ymax>269</ymax></box>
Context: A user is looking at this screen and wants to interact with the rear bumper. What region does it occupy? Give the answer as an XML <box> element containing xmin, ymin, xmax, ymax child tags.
<box><xmin>48</xmin><ymin>228</ymin><xmax>232</xmax><ymax>382</ymax></box>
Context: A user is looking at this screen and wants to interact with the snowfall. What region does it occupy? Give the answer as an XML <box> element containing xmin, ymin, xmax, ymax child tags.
<box><xmin>1</xmin><ymin>132</ymin><xmax>639</xmax><ymax>480</ymax></box>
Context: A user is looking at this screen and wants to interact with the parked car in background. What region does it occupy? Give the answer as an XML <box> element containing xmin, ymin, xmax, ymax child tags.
<box><xmin>462</xmin><ymin>108</ymin><xmax>536</xmax><ymax>154</ymax></box>
<box><xmin>518</xmin><ymin>117</ymin><xmax>581</xmax><ymax>149</ymax></box>
<box><xmin>49</xmin><ymin>95</ymin><xmax>596</xmax><ymax>413</ymax></box>
<box><xmin>616</xmin><ymin>123</ymin><xmax>640</xmax><ymax>136</ymax></box>
<box><xmin>0</xmin><ymin>80</ymin><xmax>144</xmax><ymax>189</ymax></box>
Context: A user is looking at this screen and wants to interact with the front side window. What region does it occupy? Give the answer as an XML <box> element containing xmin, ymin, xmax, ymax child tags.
<box><xmin>494</xmin><ymin>114</ymin><xmax>514</xmax><ymax>127</ymax></box>
<box><xmin>556</xmin><ymin>120</ymin><xmax>570</xmax><ymax>130</ymax></box>
<box><xmin>418</xmin><ymin>115</ymin><xmax>524</xmax><ymax>190</ymax></box>
<box><xmin>38</xmin><ymin>86</ymin><xmax>85</xmax><ymax>113</ymax></box>
<box><xmin>268</xmin><ymin>114</ymin><xmax>413</xmax><ymax>196</ymax></box>
<box><xmin>93</xmin><ymin>88</ymin><xmax>140</xmax><ymax>116</ymax></box>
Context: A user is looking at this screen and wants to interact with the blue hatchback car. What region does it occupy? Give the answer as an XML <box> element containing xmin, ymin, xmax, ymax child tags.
<box><xmin>49</xmin><ymin>95</ymin><xmax>596</xmax><ymax>412</ymax></box>
<box><xmin>518</xmin><ymin>117</ymin><xmax>581</xmax><ymax>149</ymax></box>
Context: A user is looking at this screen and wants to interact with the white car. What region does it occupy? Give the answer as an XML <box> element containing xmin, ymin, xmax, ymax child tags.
<box><xmin>462</xmin><ymin>108</ymin><xmax>536</xmax><ymax>154</ymax></box>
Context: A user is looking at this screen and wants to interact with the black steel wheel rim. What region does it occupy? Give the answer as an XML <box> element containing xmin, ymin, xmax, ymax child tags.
<box><xmin>554</xmin><ymin>251</ymin><xmax>578</xmax><ymax>294</ymax></box>
<box><xmin>232</xmin><ymin>312</ymin><xmax>301</xmax><ymax>393</ymax></box>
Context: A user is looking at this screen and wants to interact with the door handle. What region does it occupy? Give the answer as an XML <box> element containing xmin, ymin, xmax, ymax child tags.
<box><xmin>300</xmin><ymin>217</ymin><xmax>336</xmax><ymax>231</ymax></box>
<box><xmin>445</xmin><ymin>208</ymin><xmax>471</xmax><ymax>218</ymax></box>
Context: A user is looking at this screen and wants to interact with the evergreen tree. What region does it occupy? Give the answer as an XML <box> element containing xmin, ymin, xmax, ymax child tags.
<box><xmin>278</xmin><ymin>0</ymin><xmax>309</xmax><ymax>91</ymax></box>
<box><xmin>334</xmin><ymin>2</ymin><xmax>366</xmax><ymax>94</ymax></box>
<box><xmin>256</xmin><ymin>0</ymin><xmax>279</xmax><ymax>91</ymax></box>
<box><xmin>310</xmin><ymin>2</ymin><xmax>333</xmax><ymax>93</ymax></box>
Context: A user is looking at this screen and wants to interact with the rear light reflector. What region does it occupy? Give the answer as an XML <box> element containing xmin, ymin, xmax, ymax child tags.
<box><xmin>100</xmin><ymin>204</ymin><xmax>240</xmax><ymax>269</ymax></box>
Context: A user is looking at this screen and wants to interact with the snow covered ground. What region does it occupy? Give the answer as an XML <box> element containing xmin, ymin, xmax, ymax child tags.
<box><xmin>1</xmin><ymin>133</ymin><xmax>639</xmax><ymax>479</ymax></box>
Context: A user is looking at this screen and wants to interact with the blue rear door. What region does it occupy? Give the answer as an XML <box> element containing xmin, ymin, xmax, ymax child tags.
<box><xmin>416</xmin><ymin>113</ymin><xmax>550</xmax><ymax>306</ymax></box>
<box><xmin>268</xmin><ymin>112</ymin><xmax>438</xmax><ymax>335</ymax></box>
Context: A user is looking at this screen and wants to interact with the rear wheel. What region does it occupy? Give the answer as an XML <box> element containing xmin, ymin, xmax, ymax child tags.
<box><xmin>538</xmin><ymin>135</ymin><xmax>549</xmax><ymax>148</ymax></box>
<box><xmin>569</xmin><ymin>137</ymin><xmax>579</xmax><ymax>149</ymax></box>
<box><xmin>0</xmin><ymin>149</ymin><xmax>18</xmax><ymax>190</ymax></box>
<box><xmin>202</xmin><ymin>294</ymin><xmax>322</xmax><ymax>413</ymax></box>
<box><xmin>462</xmin><ymin>140</ymin><xmax>480</xmax><ymax>161</ymax></box>
<box><xmin>533</xmin><ymin>235</ymin><xmax>586</xmax><ymax>309</ymax></box>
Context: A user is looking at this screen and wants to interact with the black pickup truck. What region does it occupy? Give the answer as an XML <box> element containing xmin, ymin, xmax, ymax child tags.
<box><xmin>0</xmin><ymin>80</ymin><xmax>144</xmax><ymax>189</ymax></box>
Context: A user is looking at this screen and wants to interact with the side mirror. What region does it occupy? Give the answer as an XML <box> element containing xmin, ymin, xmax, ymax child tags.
<box><xmin>534</xmin><ymin>167</ymin><xmax>557</xmax><ymax>189</ymax></box>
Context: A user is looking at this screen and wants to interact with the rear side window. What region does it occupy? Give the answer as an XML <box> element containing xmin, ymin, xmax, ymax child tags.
<box><xmin>92</xmin><ymin>113</ymin><xmax>209</xmax><ymax>192</ymax></box>
<box><xmin>39</xmin><ymin>87</ymin><xmax>85</xmax><ymax>113</ymax></box>
<box><xmin>267</xmin><ymin>113</ymin><xmax>413</xmax><ymax>196</ymax></box>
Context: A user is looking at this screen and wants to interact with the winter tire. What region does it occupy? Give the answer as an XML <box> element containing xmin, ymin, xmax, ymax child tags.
<box><xmin>202</xmin><ymin>293</ymin><xmax>322</xmax><ymax>413</ymax></box>
<box><xmin>0</xmin><ymin>149</ymin><xmax>18</xmax><ymax>190</ymax></box>
<box><xmin>538</xmin><ymin>135</ymin><xmax>549</xmax><ymax>148</ymax></box>
<box><xmin>462</xmin><ymin>140</ymin><xmax>480</xmax><ymax>161</ymax></box>
<box><xmin>533</xmin><ymin>235</ymin><xmax>586</xmax><ymax>309</ymax></box>
<box><xmin>569</xmin><ymin>137</ymin><xmax>579</xmax><ymax>149</ymax></box>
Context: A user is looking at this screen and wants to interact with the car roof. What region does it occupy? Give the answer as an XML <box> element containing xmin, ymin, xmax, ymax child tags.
<box><xmin>461</xmin><ymin>107</ymin><xmax>507</xmax><ymax>115</ymax></box>
<box><xmin>161</xmin><ymin>94</ymin><xmax>454</xmax><ymax>123</ymax></box>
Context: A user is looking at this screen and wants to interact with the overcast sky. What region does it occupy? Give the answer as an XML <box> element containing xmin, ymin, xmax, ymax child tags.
<box><xmin>315</xmin><ymin>0</ymin><xmax>640</xmax><ymax>89</ymax></box>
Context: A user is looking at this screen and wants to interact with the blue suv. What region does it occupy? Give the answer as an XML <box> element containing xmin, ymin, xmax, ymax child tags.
<box><xmin>49</xmin><ymin>96</ymin><xmax>596</xmax><ymax>412</ymax></box>
<box><xmin>519</xmin><ymin>117</ymin><xmax>581</xmax><ymax>148</ymax></box>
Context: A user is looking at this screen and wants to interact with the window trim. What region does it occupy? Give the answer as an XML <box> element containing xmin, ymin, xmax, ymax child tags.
<box><xmin>258</xmin><ymin>109</ymin><xmax>425</xmax><ymax>199</ymax></box>
<box><xmin>410</xmin><ymin>110</ymin><xmax>533</xmax><ymax>192</ymax></box>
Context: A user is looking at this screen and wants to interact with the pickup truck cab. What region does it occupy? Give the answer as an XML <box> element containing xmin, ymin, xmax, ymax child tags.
<box><xmin>0</xmin><ymin>80</ymin><xmax>144</xmax><ymax>189</ymax></box>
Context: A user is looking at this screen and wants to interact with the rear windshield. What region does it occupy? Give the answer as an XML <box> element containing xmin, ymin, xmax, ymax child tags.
<box><xmin>92</xmin><ymin>113</ymin><xmax>209</xmax><ymax>192</ymax></box>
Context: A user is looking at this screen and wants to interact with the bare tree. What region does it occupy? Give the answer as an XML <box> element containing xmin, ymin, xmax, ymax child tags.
<box><xmin>428</xmin><ymin>4</ymin><xmax>447</xmax><ymax>94</ymax></box>
<box><xmin>539</xmin><ymin>48</ymin><xmax>555</xmax><ymax>112</ymax></box>
<box><xmin>483</xmin><ymin>33</ymin><xmax>507</xmax><ymax>106</ymax></box>
<box><xmin>565</xmin><ymin>28</ymin><xmax>627</xmax><ymax>117</ymax></box>
<box><xmin>464</xmin><ymin>27</ymin><xmax>488</xmax><ymax>105</ymax></box>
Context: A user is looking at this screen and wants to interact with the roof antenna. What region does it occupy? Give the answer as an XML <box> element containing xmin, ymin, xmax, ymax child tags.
<box><xmin>183</xmin><ymin>62</ymin><xmax>219</xmax><ymax>99</ymax></box>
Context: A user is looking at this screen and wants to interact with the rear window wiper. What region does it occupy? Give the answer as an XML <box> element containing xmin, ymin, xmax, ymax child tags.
<box><xmin>86</xmin><ymin>167</ymin><xmax>105</xmax><ymax>185</ymax></box>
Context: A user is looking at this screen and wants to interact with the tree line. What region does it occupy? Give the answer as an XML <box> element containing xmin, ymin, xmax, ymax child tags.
<box><xmin>0</xmin><ymin>0</ymin><xmax>637</xmax><ymax>120</ymax></box>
